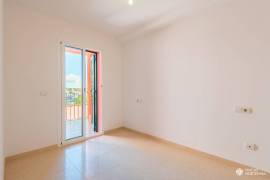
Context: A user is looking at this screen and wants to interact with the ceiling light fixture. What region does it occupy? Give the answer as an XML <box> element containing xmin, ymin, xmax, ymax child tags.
<box><xmin>128</xmin><ymin>0</ymin><xmax>134</xmax><ymax>6</ymax></box>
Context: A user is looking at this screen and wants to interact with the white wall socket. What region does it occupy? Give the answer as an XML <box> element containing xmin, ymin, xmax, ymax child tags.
<box><xmin>235</xmin><ymin>106</ymin><xmax>253</xmax><ymax>114</ymax></box>
<box><xmin>244</xmin><ymin>143</ymin><xmax>258</xmax><ymax>152</ymax></box>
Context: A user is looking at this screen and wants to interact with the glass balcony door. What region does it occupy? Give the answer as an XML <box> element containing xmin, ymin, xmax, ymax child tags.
<box><xmin>62</xmin><ymin>45</ymin><xmax>99</xmax><ymax>143</ymax></box>
<box><xmin>64</xmin><ymin>46</ymin><xmax>84</xmax><ymax>140</ymax></box>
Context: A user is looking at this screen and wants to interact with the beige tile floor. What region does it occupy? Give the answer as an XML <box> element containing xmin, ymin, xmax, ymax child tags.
<box><xmin>5</xmin><ymin>128</ymin><xmax>270</xmax><ymax>180</ymax></box>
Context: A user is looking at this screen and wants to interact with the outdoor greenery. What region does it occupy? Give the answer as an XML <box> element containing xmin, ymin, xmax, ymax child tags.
<box><xmin>65</xmin><ymin>88</ymin><xmax>82</xmax><ymax>105</ymax></box>
<box><xmin>74</xmin><ymin>95</ymin><xmax>82</xmax><ymax>105</ymax></box>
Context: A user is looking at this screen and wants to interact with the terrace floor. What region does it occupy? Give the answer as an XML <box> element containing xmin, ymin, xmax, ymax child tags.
<box><xmin>66</xmin><ymin>119</ymin><xmax>94</xmax><ymax>140</ymax></box>
<box><xmin>66</xmin><ymin>120</ymin><xmax>83</xmax><ymax>139</ymax></box>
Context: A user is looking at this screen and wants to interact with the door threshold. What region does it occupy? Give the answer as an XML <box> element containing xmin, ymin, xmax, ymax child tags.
<box><xmin>60</xmin><ymin>131</ymin><xmax>104</xmax><ymax>147</ymax></box>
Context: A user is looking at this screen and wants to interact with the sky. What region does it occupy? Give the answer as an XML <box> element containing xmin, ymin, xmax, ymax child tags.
<box><xmin>65</xmin><ymin>51</ymin><xmax>82</xmax><ymax>89</ymax></box>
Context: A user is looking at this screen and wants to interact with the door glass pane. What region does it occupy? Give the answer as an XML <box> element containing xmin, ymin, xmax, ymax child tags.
<box><xmin>85</xmin><ymin>51</ymin><xmax>97</xmax><ymax>136</ymax></box>
<box><xmin>64</xmin><ymin>47</ymin><xmax>83</xmax><ymax>140</ymax></box>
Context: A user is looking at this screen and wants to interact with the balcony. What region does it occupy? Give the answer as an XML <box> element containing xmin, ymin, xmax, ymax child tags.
<box><xmin>65</xmin><ymin>91</ymin><xmax>93</xmax><ymax>140</ymax></box>
<box><xmin>65</xmin><ymin>105</ymin><xmax>83</xmax><ymax>139</ymax></box>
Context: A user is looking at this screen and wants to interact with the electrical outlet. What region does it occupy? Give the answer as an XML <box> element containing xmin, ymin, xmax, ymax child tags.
<box><xmin>235</xmin><ymin>106</ymin><xmax>253</xmax><ymax>114</ymax></box>
<box><xmin>245</xmin><ymin>143</ymin><xmax>258</xmax><ymax>152</ymax></box>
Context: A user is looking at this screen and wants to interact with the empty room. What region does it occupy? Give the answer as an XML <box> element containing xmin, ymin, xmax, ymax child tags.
<box><xmin>0</xmin><ymin>0</ymin><xmax>270</xmax><ymax>179</ymax></box>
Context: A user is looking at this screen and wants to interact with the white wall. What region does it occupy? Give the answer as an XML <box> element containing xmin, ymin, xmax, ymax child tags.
<box><xmin>124</xmin><ymin>0</ymin><xmax>270</xmax><ymax>172</ymax></box>
<box><xmin>4</xmin><ymin>1</ymin><xmax>123</xmax><ymax>156</ymax></box>
<box><xmin>0</xmin><ymin>0</ymin><xmax>4</xmax><ymax>178</ymax></box>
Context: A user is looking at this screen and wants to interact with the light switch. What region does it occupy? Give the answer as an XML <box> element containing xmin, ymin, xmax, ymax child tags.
<box><xmin>136</xmin><ymin>98</ymin><xmax>143</xmax><ymax>104</ymax></box>
<box><xmin>40</xmin><ymin>90</ymin><xmax>48</xmax><ymax>97</ymax></box>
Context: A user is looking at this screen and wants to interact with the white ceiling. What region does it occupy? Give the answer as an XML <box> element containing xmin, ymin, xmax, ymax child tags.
<box><xmin>12</xmin><ymin>0</ymin><xmax>231</xmax><ymax>40</ymax></box>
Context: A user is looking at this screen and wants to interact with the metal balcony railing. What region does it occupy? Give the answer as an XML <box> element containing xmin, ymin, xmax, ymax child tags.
<box><xmin>64</xmin><ymin>89</ymin><xmax>92</xmax><ymax>121</ymax></box>
<box><xmin>65</xmin><ymin>105</ymin><xmax>82</xmax><ymax>121</ymax></box>
<box><xmin>65</xmin><ymin>91</ymin><xmax>82</xmax><ymax>121</ymax></box>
